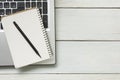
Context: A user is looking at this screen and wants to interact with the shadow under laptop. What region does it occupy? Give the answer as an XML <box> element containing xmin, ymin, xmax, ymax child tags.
<box><xmin>0</xmin><ymin>64</ymin><xmax>57</xmax><ymax>73</ymax></box>
<box><xmin>19</xmin><ymin>65</ymin><xmax>57</xmax><ymax>72</ymax></box>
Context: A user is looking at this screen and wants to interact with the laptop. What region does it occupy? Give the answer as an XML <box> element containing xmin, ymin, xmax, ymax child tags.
<box><xmin>0</xmin><ymin>0</ymin><xmax>55</xmax><ymax>66</ymax></box>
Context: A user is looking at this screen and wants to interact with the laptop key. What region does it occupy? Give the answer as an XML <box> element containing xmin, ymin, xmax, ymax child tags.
<box><xmin>43</xmin><ymin>15</ymin><xmax>48</xmax><ymax>28</ymax></box>
<box><xmin>0</xmin><ymin>0</ymin><xmax>6</xmax><ymax>1</ymax></box>
<box><xmin>31</xmin><ymin>2</ymin><xmax>36</xmax><ymax>8</ymax></box>
<box><xmin>0</xmin><ymin>9</ymin><xmax>4</xmax><ymax>15</ymax></box>
<box><xmin>11</xmin><ymin>2</ymin><xmax>16</xmax><ymax>8</ymax></box>
<box><xmin>6</xmin><ymin>9</ymin><xmax>11</xmax><ymax>15</ymax></box>
<box><xmin>43</xmin><ymin>21</ymin><xmax>48</xmax><ymax>28</ymax></box>
<box><xmin>39</xmin><ymin>9</ymin><xmax>42</xmax><ymax>14</ymax></box>
<box><xmin>44</xmin><ymin>0</ymin><xmax>47</xmax><ymax>1</ymax></box>
<box><xmin>0</xmin><ymin>3</ymin><xmax>3</xmax><ymax>8</ymax></box>
<box><xmin>7</xmin><ymin>0</ymin><xmax>12</xmax><ymax>1</ymax></box>
<box><xmin>17</xmin><ymin>2</ymin><xmax>24</xmax><ymax>8</ymax></box>
<box><xmin>12</xmin><ymin>9</ymin><xmax>18</xmax><ymax>13</ymax></box>
<box><xmin>17</xmin><ymin>7</ymin><xmax>25</xmax><ymax>11</ymax></box>
<box><xmin>43</xmin><ymin>2</ymin><xmax>47</xmax><ymax>14</ymax></box>
<box><xmin>26</xmin><ymin>2</ymin><xmax>30</xmax><ymax>8</ymax></box>
<box><xmin>4</xmin><ymin>2</ymin><xmax>10</xmax><ymax>8</ymax></box>
<box><xmin>14</xmin><ymin>0</ymin><xmax>25</xmax><ymax>1</ymax></box>
<box><xmin>37</xmin><ymin>2</ymin><xmax>41</xmax><ymax>8</ymax></box>
<box><xmin>43</xmin><ymin>15</ymin><xmax>48</xmax><ymax>22</ymax></box>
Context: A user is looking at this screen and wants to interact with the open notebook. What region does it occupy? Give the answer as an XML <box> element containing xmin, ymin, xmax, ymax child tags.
<box><xmin>1</xmin><ymin>8</ymin><xmax>52</xmax><ymax>68</ymax></box>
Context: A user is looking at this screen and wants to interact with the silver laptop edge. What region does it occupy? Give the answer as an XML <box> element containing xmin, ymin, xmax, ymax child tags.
<box><xmin>0</xmin><ymin>0</ymin><xmax>55</xmax><ymax>66</ymax></box>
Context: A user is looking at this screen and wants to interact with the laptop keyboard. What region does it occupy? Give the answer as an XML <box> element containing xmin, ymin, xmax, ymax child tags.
<box><xmin>0</xmin><ymin>0</ymin><xmax>48</xmax><ymax>29</ymax></box>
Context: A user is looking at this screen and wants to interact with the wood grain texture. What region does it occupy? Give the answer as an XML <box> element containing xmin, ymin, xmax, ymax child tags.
<box><xmin>1</xmin><ymin>41</ymin><xmax>120</xmax><ymax>73</ymax></box>
<box><xmin>56</xmin><ymin>0</ymin><xmax>120</xmax><ymax>7</ymax></box>
<box><xmin>1</xmin><ymin>74</ymin><xmax>120</xmax><ymax>80</ymax></box>
<box><xmin>56</xmin><ymin>9</ymin><xmax>120</xmax><ymax>40</ymax></box>
<box><xmin>2</xmin><ymin>0</ymin><xmax>120</xmax><ymax>77</ymax></box>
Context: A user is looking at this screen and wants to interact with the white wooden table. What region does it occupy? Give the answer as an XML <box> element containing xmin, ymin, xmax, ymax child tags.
<box><xmin>2</xmin><ymin>0</ymin><xmax>120</xmax><ymax>79</ymax></box>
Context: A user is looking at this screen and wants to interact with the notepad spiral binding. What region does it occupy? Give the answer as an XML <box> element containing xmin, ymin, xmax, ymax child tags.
<box><xmin>36</xmin><ymin>8</ymin><xmax>53</xmax><ymax>57</ymax></box>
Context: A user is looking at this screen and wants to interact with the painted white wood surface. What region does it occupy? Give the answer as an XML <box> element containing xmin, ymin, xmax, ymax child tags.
<box><xmin>56</xmin><ymin>9</ymin><xmax>120</xmax><ymax>40</ymax></box>
<box><xmin>1</xmin><ymin>74</ymin><xmax>120</xmax><ymax>80</ymax></box>
<box><xmin>1</xmin><ymin>41</ymin><xmax>120</xmax><ymax>73</ymax></box>
<box><xmin>1</xmin><ymin>0</ymin><xmax>120</xmax><ymax>79</ymax></box>
<box><xmin>56</xmin><ymin>0</ymin><xmax>120</xmax><ymax>7</ymax></box>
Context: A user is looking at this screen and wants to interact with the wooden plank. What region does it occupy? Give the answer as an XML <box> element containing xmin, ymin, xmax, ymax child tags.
<box><xmin>56</xmin><ymin>0</ymin><xmax>120</xmax><ymax>7</ymax></box>
<box><xmin>1</xmin><ymin>41</ymin><xmax>120</xmax><ymax>73</ymax></box>
<box><xmin>56</xmin><ymin>9</ymin><xmax>120</xmax><ymax>40</ymax></box>
<box><xmin>1</xmin><ymin>74</ymin><xmax>120</xmax><ymax>80</ymax></box>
